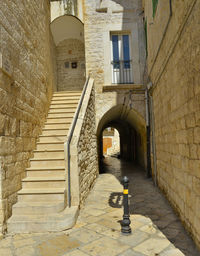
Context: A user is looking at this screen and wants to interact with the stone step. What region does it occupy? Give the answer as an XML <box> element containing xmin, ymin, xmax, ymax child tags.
<box><xmin>48</xmin><ymin>108</ymin><xmax>76</xmax><ymax>113</ymax></box>
<box><xmin>46</xmin><ymin>117</ymin><xmax>73</xmax><ymax>124</ymax></box>
<box><xmin>44</xmin><ymin>123</ymin><xmax>70</xmax><ymax>129</ymax></box>
<box><xmin>33</xmin><ymin>150</ymin><xmax>64</xmax><ymax>159</ymax></box>
<box><xmin>51</xmin><ymin>99</ymin><xmax>79</xmax><ymax>104</ymax></box>
<box><xmin>51</xmin><ymin>100</ymin><xmax>79</xmax><ymax>105</ymax></box>
<box><xmin>36</xmin><ymin>142</ymin><xmax>64</xmax><ymax>151</ymax></box>
<box><xmin>47</xmin><ymin>113</ymin><xmax>74</xmax><ymax>118</ymax></box>
<box><xmin>18</xmin><ymin>192</ymin><xmax>64</xmax><ymax>202</ymax></box>
<box><xmin>52</xmin><ymin>93</ymin><xmax>81</xmax><ymax>96</ymax></box>
<box><xmin>26</xmin><ymin>167</ymin><xmax>65</xmax><ymax>177</ymax></box>
<box><xmin>30</xmin><ymin>158</ymin><xmax>65</xmax><ymax>168</ymax></box>
<box><xmin>17</xmin><ymin>188</ymin><xmax>65</xmax><ymax>202</ymax></box>
<box><xmin>22</xmin><ymin>177</ymin><xmax>65</xmax><ymax>189</ymax></box>
<box><xmin>7</xmin><ymin>206</ymin><xmax>79</xmax><ymax>233</ymax></box>
<box><xmin>52</xmin><ymin>93</ymin><xmax>81</xmax><ymax>97</ymax></box>
<box><xmin>53</xmin><ymin>91</ymin><xmax>81</xmax><ymax>95</ymax></box>
<box><xmin>42</xmin><ymin>128</ymin><xmax>68</xmax><ymax>136</ymax></box>
<box><xmin>12</xmin><ymin>201</ymin><xmax>64</xmax><ymax>215</ymax></box>
<box><xmin>51</xmin><ymin>96</ymin><xmax>80</xmax><ymax>101</ymax></box>
<box><xmin>18</xmin><ymin>187</ymin><xmax>65</xmax><ymax>195</ymax></box>
<box><xmin>38</xmin><ymin>135</ymin><xmax>66</xmax><ymax>143</ymax></box>
<box><xmin>49</xmin><ymin>104</ymin><xmax>77</xmax><ymax>109</ymax></box>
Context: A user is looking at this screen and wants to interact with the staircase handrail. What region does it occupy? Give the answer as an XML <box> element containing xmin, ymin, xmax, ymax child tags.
<box><xmin>66</xmin><ymin>76</ymin><xmax>90</xmax><ymax>207</ymax></box>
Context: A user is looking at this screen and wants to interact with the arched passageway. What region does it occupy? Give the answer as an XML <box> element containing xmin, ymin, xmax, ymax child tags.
<box><xmin>50</xmin><ymin>15</ymin><xmax>86</xmax><ymax>91</ymax></box>
<box><xmin>97</xmin><ymin>104</ymin><xmax>147</xmax><ymax>173</ymax></box>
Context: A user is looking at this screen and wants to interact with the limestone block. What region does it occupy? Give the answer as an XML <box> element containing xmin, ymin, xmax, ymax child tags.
<box><xmin>194</xmin><ymin>127</ymin><xmax>200</xmax><ymax>143</ymax></box>
<box><xmin>0</xmin><ymin>113</ymin><xmax>6</xmax><ymax>136</ymax></box>
<box><xmin>19</xmin><ymin>121</ymin><xmax>32</xmax><ymax>137</ymax></box>
<box><xmin>193</xmin><ymin>177</ymin><xmax>200</xmax><ymax>196</ymax></box>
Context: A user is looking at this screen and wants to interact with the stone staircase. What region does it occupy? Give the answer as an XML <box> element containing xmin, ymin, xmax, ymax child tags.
<box><xmin>7</xmin><ymin>91</ymin><xmax>82</xmax><ymax>233</ymax></box>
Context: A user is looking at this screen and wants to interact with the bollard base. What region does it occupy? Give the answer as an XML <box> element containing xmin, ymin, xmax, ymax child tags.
<box><xmin>121</xmin><ymin>228</ymin><xmax>132</xmax><ymax>235</ymax></box>
<box><xmin>121</xmin><ymin>217</ymin><xmax>132</xmax><ymax>235</ymax></box>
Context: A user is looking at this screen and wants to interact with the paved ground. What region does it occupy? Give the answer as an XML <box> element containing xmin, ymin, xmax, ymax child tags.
<box><xmin>0</xmin><ymin>157</ymin><xmax>199</xmax><ymax>256</ymax></box>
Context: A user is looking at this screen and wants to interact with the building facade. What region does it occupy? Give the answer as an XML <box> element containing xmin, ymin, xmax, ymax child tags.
<box><xmin>144</xmin><ymin>0</ymin><xmax>200</xmax><ymax>248</ymax></box>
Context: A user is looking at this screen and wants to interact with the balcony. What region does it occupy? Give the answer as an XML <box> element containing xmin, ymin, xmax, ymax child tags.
<box><xmin>111</xmin><ymin>60</ymin><xmax>133</xmax><ymax>84</ymax></box>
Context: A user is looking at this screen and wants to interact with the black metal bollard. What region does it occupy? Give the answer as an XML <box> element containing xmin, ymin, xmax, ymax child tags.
<box><xmin>121</xmin><ymin>176</ymin><xmax>132</xmax><ymax>235</ymax></box>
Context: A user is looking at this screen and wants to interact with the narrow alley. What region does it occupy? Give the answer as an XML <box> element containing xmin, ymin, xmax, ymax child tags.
<box><xmin>0</xmin><ymin>157</ymin><xmax>199</xmax><ymax>256</ymax></box>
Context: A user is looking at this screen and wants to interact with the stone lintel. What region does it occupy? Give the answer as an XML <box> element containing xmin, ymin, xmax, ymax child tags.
<box><xmin>103</xmin><ymin>84</ymin><xmax>145</xmax><ymax>92</ymax></box>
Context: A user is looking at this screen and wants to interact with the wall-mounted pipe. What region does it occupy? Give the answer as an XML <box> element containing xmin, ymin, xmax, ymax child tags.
<box><xmin>149</xmin><ymin>95</ymin><xmax>157</xmax><ymax>186</ymax></box>
<box><xmin>145</xmin><ymin>89</ymin><xmax>151</xmax><ymax>178</ymax></box>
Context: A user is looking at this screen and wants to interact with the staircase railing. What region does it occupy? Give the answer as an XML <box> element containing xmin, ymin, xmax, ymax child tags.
<box><xmin>66</xmin><ymin>77</ymin><xmax>90</xmax><ymax>207</ymax></box>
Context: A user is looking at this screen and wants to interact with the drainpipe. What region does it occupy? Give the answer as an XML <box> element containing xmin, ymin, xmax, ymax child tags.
<box><xmin>145</xmin><ymin>88</ymin><xmax>151</xmax><ymax>178</ymax></box>
<box><xmin>150</xmin><ymin>96</ymin><xmax>157</xmax><ymax>186</ymax></box>
<box><xmin>147</xmin><ymin>82</ymin><xmax>157</xmax><ymax>186</ymax></box>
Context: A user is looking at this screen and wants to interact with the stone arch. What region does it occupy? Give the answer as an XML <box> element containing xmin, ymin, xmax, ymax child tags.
<box><xmin>50</xmin><ymin>15</ymin><xmax>85</xmax><ymax>91</ymax></box>
<box><xmin>97</xmin><ymin>104</ymin><xmax>147</xmax><ymax>169</ymax></box>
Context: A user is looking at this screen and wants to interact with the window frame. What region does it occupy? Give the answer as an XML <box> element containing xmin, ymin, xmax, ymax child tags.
<box><xmin>110</xmin><ymin>32</ymin><xmax>134</xmax><ymax>84</ymax></box>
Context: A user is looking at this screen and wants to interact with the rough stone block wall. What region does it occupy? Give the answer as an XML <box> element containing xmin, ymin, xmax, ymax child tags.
<box><xmin>0</xmin><ymin>0</ymin><xmax>56</xmax><ymax>232</ymax></box>
<box><xmin>150</xmin><ymin>0</ymin><xmax>200</xmax><ymax>248</ymax></box>
<box><xmin>77</xmin><ymin>86</ymin><xmax>98</xmax><ymax>206</ymax></box>
<box><xmin>56</xmin><ymin>39</ymin><xmax>85</xmax><ymax>91</ymax></box>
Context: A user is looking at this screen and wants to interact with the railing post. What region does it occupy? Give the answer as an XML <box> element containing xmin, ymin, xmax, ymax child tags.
<box><xmin>121</xmin><ymin>176</ymin><xmax>132</xmax><ymax>235</ymax></box>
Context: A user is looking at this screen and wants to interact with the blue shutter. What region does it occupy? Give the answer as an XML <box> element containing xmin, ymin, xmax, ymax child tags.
<box><xmin>123</xmin><ymin>35</ymin><xmax>130</xmax><ymax>69</ymax></box>
<box><xmin>112</xmin><ymin>35</ymin><xmax>120</xmax><ymax>69</ymax></box>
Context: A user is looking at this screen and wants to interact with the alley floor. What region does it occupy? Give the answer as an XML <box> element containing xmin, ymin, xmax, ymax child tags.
<box><xmin>0</xmin><ymin>157</ymin><xmax>199</xmax><ymax>256</ymax></box>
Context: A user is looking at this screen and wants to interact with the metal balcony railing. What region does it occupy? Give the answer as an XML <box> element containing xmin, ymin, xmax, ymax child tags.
<box><xmin>111</xmin><ymin>60</ymin><xmax>133</xmax><ymax>84</ymax></box>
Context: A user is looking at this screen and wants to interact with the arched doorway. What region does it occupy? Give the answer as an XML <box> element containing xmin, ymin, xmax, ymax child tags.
<box><xmin>102</xmin><ymin>127</ymin><xmax>120</xmax><ymax>157</ymax></box>
<box><xmin>50</xmin><ymin>15</ymin><xmax>85</xmax><ymax>91</ymax></box>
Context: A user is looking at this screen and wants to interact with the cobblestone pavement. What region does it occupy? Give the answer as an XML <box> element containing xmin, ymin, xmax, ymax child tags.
<box><xmin>0</xmin><ymin>157</ymin><xmax>199</xmax><ymax>256</ymax></box>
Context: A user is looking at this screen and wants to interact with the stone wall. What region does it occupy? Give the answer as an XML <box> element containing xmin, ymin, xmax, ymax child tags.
<box><xmin>78</xmin><ymin>85</ymin><xmax>98</xmax><ymax>205</ymax></box>
<box><xmin>145</xmin><ymin>0</ymin><xmax>200</xmax><ymax>248</ymax></box>
<box><xmin>67</xmin><ymin>78</ymin><xmax>98</xmax><ymax>207</ymax></box>
<box><xmin>56</xmin><ymin>39</ymin><xmax>85</xmax><ymax>91</ymax></box>
<box><xmin>0</xmin><ymin>0</ymin><xmax>56</xmax><ymax>233</ymax></box>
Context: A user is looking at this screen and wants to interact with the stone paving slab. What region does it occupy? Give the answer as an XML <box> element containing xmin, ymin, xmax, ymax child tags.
<box><xmin>0</xmin><ymin>157</ymin><xmax>199</xmax><ymax>256</ymax></box>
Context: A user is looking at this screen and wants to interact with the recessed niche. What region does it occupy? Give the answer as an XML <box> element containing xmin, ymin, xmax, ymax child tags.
<box><xmin>65</xmin><ymin>62</ymin><xmax>69</xmax><ymax>68</ymax></box>
<box><xmin>71</xmin><ymin>62</ymin><xmax>77</xmax><ymax>69</ymax></box>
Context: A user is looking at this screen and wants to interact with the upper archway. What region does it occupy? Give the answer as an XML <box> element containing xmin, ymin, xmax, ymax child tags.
<box><xmin>50</xmin><ymin>15</ymin><xmax>84</xmax><ymax>46</ymax></box>
<box><xmin>50</xmin><ymin>15</ymin><xmax>86</xmax><ymax>91</ymax></box>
